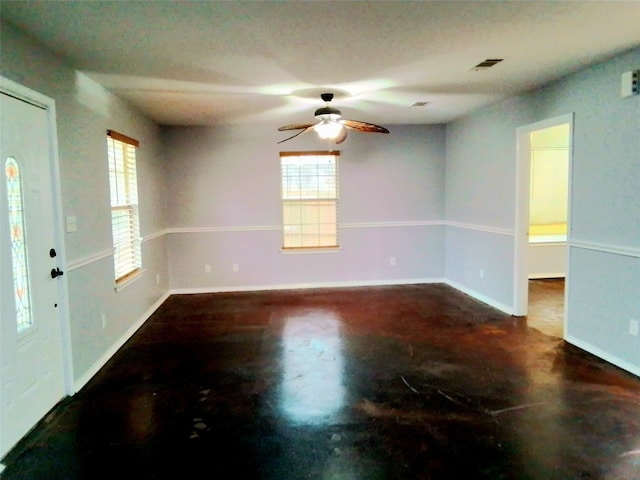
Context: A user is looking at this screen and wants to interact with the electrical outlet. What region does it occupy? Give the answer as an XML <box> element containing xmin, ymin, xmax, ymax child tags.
<box><xmin>389</xmin><ymin>257</ymin><xmax>396</xmax><ymax>266</ymax></box>
<box><xmin>232</xmin><ymin>263</ymin><xmax>239</xmax><ymax>273</ymax></box>
<box><xmin>479</xmin><ymin>268</ymin><xmax>485</xmax><ymax>279</ymax></box>
<box><xmin>156</xmin><ymin>273</ymin><xmax>160</xmax><ymax>285</ymax></box>
<box><xmin>629</xmin><ymin>319</ymin><xmax>639</xmax><ymax>337</ymax></box>
<box><xmin>205</xmin><ymin>264</ymin><xmax>211</xmax><ymax>273</ymax></box>
<box><xmin>101</xmin><ymin>313</ymin><xmax>107</xmax><ymax>329</ymax></box>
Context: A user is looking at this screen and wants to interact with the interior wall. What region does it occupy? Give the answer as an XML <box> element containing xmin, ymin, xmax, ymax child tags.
<box><xmin>444</xmin><ymin>95</ymin><xmax>535</xmax><ymax>308</ymax></box>
<box><xmin>163</xmin><ymin>124</ymin><xmax>446</xmax><ymax>291</ymax></box>
<box><xmin>538</xmin><ymin>48</ymin><xmax>639</xmax><ymax>374</ymax></box>
<box><xmin>2</xmin><ymin>17</ymin><xmax>637</xmax><ymax>379</ymax></box>
<box><xmin>445</xmin><ymin>47</ymin><xmax>640</xmax><ymax>374</ymax></box>
<box><xmin>0</xmin><ymin>21</ymin><xmax>169</xmax><ymax>387</ymax></box>
<box><xmin>528</xmin><ymin>243</ymin><xmax>566</xmax><ymax>279</ymax></box>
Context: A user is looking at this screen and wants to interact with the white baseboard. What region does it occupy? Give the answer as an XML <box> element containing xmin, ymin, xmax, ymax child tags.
<box><xmin>529</xmin><ymin>273</ymin><xmax>565</xmax><ymax>279</ymax></box>
<box><xmin>170</xmin><ymin>277</ymin><xmax>516</xmax><ymax>317</ymax></box>
<box><xmin>565</xmin><ymin>335</ymin><xmax>640</xmax><ymax>377</ymax></box>
<box><xmin>170</xmin><ymin>277</ymin><xmax>445</xmax><ymax>295</ymax></box>
<box><xmin>444</xmin><ymin>279</ymin><xmax>514</xmax><ymax>315</ymax></box>
<box><xmin>73</xmin><ymin>291</ymin><xmax>170</xmax><ymax>392</ymax></box>
<box><xmin>171</xmin><ymin>279</ymin><xmax>516</xmax><ymax>318</ymax></box>
<box><xmin>65</xmin><ymin>283</ymin><xmax>639</xmax><ymax>396</ymax></box>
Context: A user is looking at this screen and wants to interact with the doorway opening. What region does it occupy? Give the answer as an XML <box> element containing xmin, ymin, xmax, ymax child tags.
<box><xmin>514</xmin><ymin>114</ymin><xmax>573</xmax><ymax>338</ymax></box>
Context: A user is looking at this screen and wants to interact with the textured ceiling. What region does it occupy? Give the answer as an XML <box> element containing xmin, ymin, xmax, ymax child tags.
<box><xmin>1</xmin><ymin>1</ymin><xmax>639</xmax><ymax>127</ymax></box>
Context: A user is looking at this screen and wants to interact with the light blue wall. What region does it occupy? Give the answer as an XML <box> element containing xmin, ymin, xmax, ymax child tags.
<box><xmin>3</xmin><ymin>17</ymin><xmax>637</xmax><ymax>380</ymax></box>
<box><xmin>445</xmin><ymin>47</ymin><xmax>640</xmax><ymax>374</ymax></box>
<box><xmin>0</xmin><ymin>21</ymin><xmax>170</xmax><ymax>387</ymax></box>
<box><xmin>535</xmin><ymin>49</ymin><xmax>640</xmax><ymax>373</ymax></box>
<box><xmin>163</xmin><ymin>124</ymin><xmax>447</xmax><ymax>290</ymax></box>
<box><xmin>445</xmin><ymin>95</ymin><xmax>535</xmax><ymax>307</ymax></box>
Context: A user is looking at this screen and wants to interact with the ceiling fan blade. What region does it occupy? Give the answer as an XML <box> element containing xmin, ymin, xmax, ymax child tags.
<box><xmin>278</xmin><ymin>123</ymin><xmax>316</xmax><ymax>132</ymax></box>
<box><xmin>342</xmin><ymin>119</ymin><xmax>389</xmax><ymax>134</ymax></box>
<box><xmin>277</xmin><ymin>126</ymin><xmax>314</xmax><ymax>144</ymax></box>
<box><xmin>335</xmin><ymin>127</ymin><xmax>348</xmax><ymax>144</ymax></box>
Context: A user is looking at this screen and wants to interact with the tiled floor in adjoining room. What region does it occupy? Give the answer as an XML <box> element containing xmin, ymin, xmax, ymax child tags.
<box><xmin>2</xmin><ymin>283</ymin><xmax>639</xmax><ymax>479</ymax></box>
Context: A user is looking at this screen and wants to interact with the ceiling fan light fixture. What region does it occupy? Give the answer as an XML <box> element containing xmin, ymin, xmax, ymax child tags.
<box><xmin>315</xmin><ymin>112</ymin><xmax>342</xmax><ymax>122</ymax></box>
<box><xmin>314</xmin><ymin>120</ymin><xmax>344</xmax><ymax>139</ymax></box>
<box><xmin>277</xmin><ymin>92</ymin><xmax>388</xmax><ymax>144</ymax></box>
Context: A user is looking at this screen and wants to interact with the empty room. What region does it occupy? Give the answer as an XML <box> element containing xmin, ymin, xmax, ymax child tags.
<box><xmin>1</xmin><ymin>1</ymin><xmax>639</xmax><ymax>479</ymax></box>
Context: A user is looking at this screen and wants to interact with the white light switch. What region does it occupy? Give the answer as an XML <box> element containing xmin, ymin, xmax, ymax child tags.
<box><xmin>66</xmin><ymin>215</ymin><xmax>77</xmax><ymax>233</ymax></box>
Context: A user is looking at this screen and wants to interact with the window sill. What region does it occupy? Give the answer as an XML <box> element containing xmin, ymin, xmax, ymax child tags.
<box><xmin>114</xmin><ymin>268</ymin><xmax>145</xmax><ymax>292</ymax></box>
<box><xmin>280</xmin><ymin>247</ymin><xmax>342</xmax><ymax>255</ymax></box>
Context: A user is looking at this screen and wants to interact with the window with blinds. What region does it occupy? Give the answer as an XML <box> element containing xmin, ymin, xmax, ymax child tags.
<box><xmin>280</xmin><ymin>151</ymin><xmax>339</xmax><ymax>249</ymax></box>
<box><xmin>107</xmin><ymin>130</ymin><xmax>141</xmax><ymax>283</ymax></box>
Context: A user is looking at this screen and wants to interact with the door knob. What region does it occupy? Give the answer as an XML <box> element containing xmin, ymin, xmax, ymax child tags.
<box><xmin>50</xmin><ymin>267</ymin><xmax>64</xmax><ymax>279</ymax></box>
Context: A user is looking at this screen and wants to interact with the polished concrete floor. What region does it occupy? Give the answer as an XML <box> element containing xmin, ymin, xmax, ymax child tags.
<box><xmin>3</xmin><ymin>284</ymin><xmax>640</xmax><ymax>479</ymax></box>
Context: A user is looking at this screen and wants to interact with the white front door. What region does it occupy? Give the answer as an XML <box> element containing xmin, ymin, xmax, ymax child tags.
<box><xmin>1</xmin><ymin>90</ymin><xmax>66</xmax><ymax>458</ymax></box>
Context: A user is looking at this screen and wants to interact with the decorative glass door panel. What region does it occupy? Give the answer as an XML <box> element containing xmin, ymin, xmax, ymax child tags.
<box><xmin>5</xmin><ymin>156</ymin><xmax>34</xmax><ymax>333</ymax></box>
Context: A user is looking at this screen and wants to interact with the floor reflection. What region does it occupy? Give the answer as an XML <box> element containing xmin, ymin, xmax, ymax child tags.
<box><xmin>279</xmin><ymin>311</ymin><xmax>345</xmax><ymax>424</ymax></box>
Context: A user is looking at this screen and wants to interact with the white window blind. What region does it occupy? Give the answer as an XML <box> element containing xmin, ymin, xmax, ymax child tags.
<box><xmin>107</xmin><ymin>130</ymin><xmax>141</xmax><ymax>282</ymax></box>
<box><xmin>280</xmin><ymin>151</ymin><xmax>339</xmax><ymax>249</ymax></box>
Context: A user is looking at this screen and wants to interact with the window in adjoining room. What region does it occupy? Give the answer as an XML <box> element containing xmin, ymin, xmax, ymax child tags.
<box><xmin>280</xmin><ymin>151</ymin><xmax>339</xmax><ymax>250</ymax></box>
<box><xmin>107</xmin><ymin>130</ymin><xmax>141</xmax><ymax>283</ymax></box>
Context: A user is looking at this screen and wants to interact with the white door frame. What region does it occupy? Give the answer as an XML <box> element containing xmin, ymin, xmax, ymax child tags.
<box><xmin>0</xmin><ymin>76</ymin><xmax>75</xmax><ymax>396</ymax></box>
<box><xmin>513</xmin><ymin>113</ymin><xmax>574</xmax><ymax>319</ymax></box>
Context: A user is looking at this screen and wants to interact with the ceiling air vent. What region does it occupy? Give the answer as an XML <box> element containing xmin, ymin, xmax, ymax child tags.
<box><xmin>472</xmin><ymin>59</ymin><xmax>504</xmax><ymax>71</ymax></box>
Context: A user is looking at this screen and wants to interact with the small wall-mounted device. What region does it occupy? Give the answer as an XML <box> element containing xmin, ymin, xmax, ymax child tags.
<box><xmin>621</xmin><ymin>70</ymin><xmax>639</xmax><ymax>98</ymax></box>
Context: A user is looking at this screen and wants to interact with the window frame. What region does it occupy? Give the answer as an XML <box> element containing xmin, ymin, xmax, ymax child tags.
<box><xmin>280</xmin><ymin>150</ymin><xmax>340</xmax><ymax>251</ymax></box>
<box><xmin>106</xmin><ymin>130</ymin><xmax>142</xmax><ymax>284</ymax></box>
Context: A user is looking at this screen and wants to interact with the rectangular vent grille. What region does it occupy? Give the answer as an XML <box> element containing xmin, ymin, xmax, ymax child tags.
<box><xmin>472</xmin><ymin>58</ymin><xmax>504</xmax><ymax>71</ymax></box>
<box><xmin>410</xmin><ymin>101</ymin><xmax>430</xmax><ymax>107</ymax></box>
